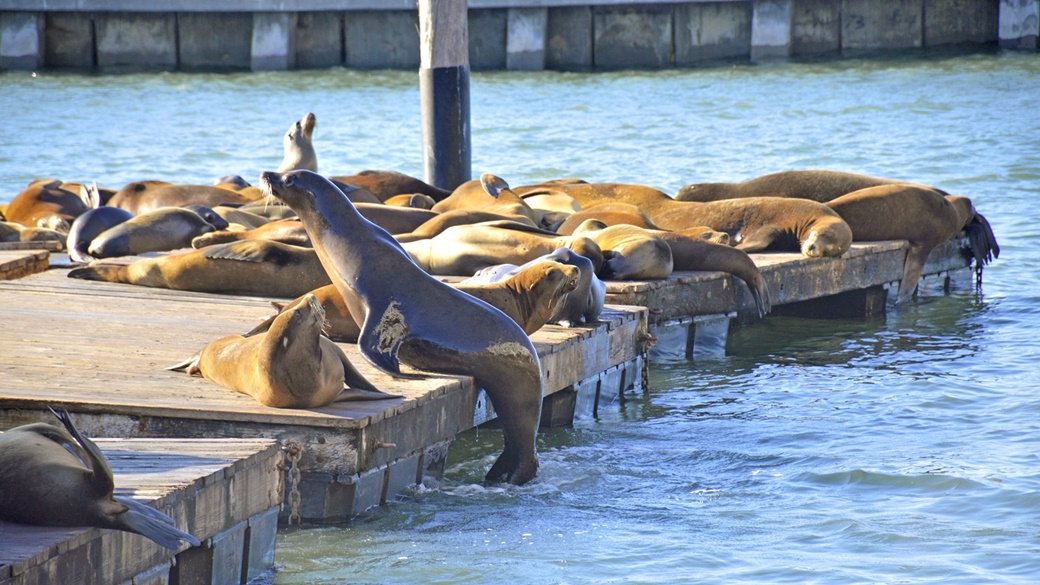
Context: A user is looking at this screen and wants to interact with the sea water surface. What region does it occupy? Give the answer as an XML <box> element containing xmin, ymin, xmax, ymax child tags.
<box><xmin>2</xmin><ymin>49</ymin><xmax>1039</xmax><ymax>584</ymax></box>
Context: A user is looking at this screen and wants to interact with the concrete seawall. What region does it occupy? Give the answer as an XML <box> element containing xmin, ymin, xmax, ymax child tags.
<box><xmin>0</xmin><ymin>0</ymin><xmax>1034</xmax><ymax>72</ymax></box>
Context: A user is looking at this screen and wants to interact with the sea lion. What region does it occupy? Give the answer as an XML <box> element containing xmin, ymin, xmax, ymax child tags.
<box><xmin>570</xmin><ymin>220</ymin><xmax>674</xmax><ymax>280</ymax></box>
<box><xmin>352</xmin><ymin>202</ymin><xmax>439</xmax><ymax>235</ymax></box>
<box><xmin>0</xmin><ymin>409</ymin><xmax>200</xmax><ymax>550</ymax></box>
<box><xmin>431</xmin><ymin>174</ymin><xmax>540</xmax><ymax>224</ymax></box>
<box><xmin>65</xmin><ymin>206</ymin><xmax>136</xmax><ymax>262</ymax></box>
<box><xmin>0</xmin><ymin>221</ymin><xmax>67</xmax><ymax>247</ymax></box>
<box><xmin>261</xmin><ymin>169</ymin><xmax>544</xmax><ymax>485</ymax></box>
<box><xmin>69</xmin><ymin>240</ymin><xmax>331</xmax><ymax>298</ymax></box>
<box><xmin>560</xmin><ymin>183</ymin><xmax>852</xmax><ymax>257</ymax></box>
<box><xmin>107</xmin><ymin>182</ymin><xmax>259</xmax><ymax>215</ymax></box>
<box><xmin>329</xmin><ymin>170</ymin><xmax>452</xmax><ymax>202</ymax></box>
<box><xmin>825</xmin><ymin>184</ymin><xmax>998</xmax><ymax>302</ymax></box>
<box><xmin>328</xmin><ymin>181</ymin><xmax>383</xmax><ymax>204</ymax></box>
<box><xmin>191</xmin><ymin>217</ymin><xmax>311</xmax><ymax>249</ymax></box>
<box><xmin>554</xmin><ymin>202</ymin><xmax>662</xmax><ymax>234</ymax></box>
<box><xmin>466</xmin><ymin>247</ymin><xmax>606</xmax><ymax>327</ymax></box>
<box><xmin>169</xmin><ymin>293</ymin><xmax>394</xmax><ymax>408</ymax></box>
<box><xmin>211</xmin><ymin>206</ymin><xmax>270</xmax><ymax>229</ymax></box>
<box><xmin>394</xmin><ymin>209</ymin><xmax>538</xmax><ymax>244</ymax></box>
<box><xmin>3</xmin><ymin>182</ymin><xmax>93</xmax><ymax>231</ymax></box>
<box><xmin>277</xmin><ymin>112</ymin><xmax>318</xmax><ymax>173</ymax></box>
<box><xmin>251</xmin><ymin>261</ymin><xmax>580</xmax><ymax>341</ymax></box>
<box><xmin>401</xmin><ymin>220</ymin><xmax>604</xmax><ymax>276</ymax></box>
<box><xmin>675</xmin><ymin>170</ymin><xmax>912</xmax><ymax>203</ymax></box>
<box><xmin>383</xmin><ymin>193</ymin><xmax>437</xmax><ymax>209</ymax></box>
<box><xmin>87</xmin><ymin>207</ymin><xmax>220</xmax><ymax>258</ymax></box>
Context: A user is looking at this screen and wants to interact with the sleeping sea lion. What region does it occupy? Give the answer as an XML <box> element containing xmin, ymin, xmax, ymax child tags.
<box><xmin>570</xmin><ymin>220</ymin><xmax>674</xmax><ymax>280</ymax></box>
<box><xmin>431</xmin><ymin>174</ymin><xmax>540</xmax><ymax>224</ymax></box>
<box><xmin>65</xmin><ymin>206</ymin><xmax>135</xmax><ymax>262</ymax></box>
<box><xmin>329</xmin><ymin>170</ymin><xmax>452</xmax><ymax>202</ymax></box>
<box><xmin>107</xmin><ymin>182</ymin><xmax>259</xmax><ymax>215</ymax></box>
<box><xmin>260</xmin><ymin>169</ymin><xmax>544</xmax><ymax>485</ymax></box>
<box><xmin>87</xmin><ymin>207</ymin><xmax>220</xmax><ymax>258</ymax></box>
<box><xmin>191</xmin><ymin>217</ymin><xmax>311</xmax><ymax>249</ymax></box>
<box><xmin>675</xmin><ymin>170</ymin><xmax>912</xmax><ymax>202</ymax></box>
<box><xmin>0</xmin><ymin>409</ymin><xmax>200</xmax><ymax>550</ymax></box>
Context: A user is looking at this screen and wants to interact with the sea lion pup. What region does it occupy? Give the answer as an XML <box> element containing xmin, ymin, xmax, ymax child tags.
<box><xmin>69</xmin><ymin>240</ymin><xmax>332</xmax><ymax>298</ymax></box>
<box><xmin>0</xmin><ymin>409</ymin><xmax>200</xmax><ymax>551</ymax></box>
<box><xmin>560</xmin><ymin>183</ymin><xmax>852</xmax><ymax>258</ymax></box>
<box><xmin>66</xmin><ymin>206</ymin><xmax>136</xmax><ymax>262</ymax></box>
<box><xmin>169</xmin><ymin>293</ymin><xmax>394</xmax><ymax>408</ymax></box>
<box><xmin>251</xmin><ymin>261</ymin><xmax>580</xmax><ymax>341</ymax></box>
<box><xmin>431</xmin><ymin>174</ymin><xmax>541</xmax><ymax>224</ymax></box>
<box><xmin>4</xmin><ymin>182</ymin><xmax>94</xmax><ymax>231</ymax></box>
<box><xmin>569</xmin><ymin>220</ymin><xmax>674</xmax><ymax>280</ymax></box>
<box><xmin>652</xmin><ymin>229</ymin><xmax>771</xmax><ymax>317</ymax></box>
<box><xmin>401</xmin><ymin>219</ymin><xmax>604</xmax><ymax>277</ymax></box>
<box><xmin>277</xmin><ymin>112</ymin><xmax>318</xmax><ymax>173</ymax></box>
<box><xmin>86</xmin><ymin>207</ymin><xmax>221</xmax><ymax>258</ymax></box>
<box><xmin>825</xmin><ymin>184</ymin><xmax>999</xmax><ymax>303</ymax></box>
<box><xmin>466</xmin><ymin>248</ymin><xmax>606</xmax><ymax>327</ymax></box>
<box><xmin>192</xmin><ymin>217</ymin><xmax>312</xmax><ymax>249</ymax></box>
<box><xmin>329</xmin><ymin>169</ymin><xmax>452</xmax><ymax>202</ymax></box>
<box><xmin>108</xmin><ymin>183</ymin><xmax>261</xmax><ymax>215</ymax></box>
<box><xmin>261</xmin><ymin>169</ymin><xmax>544</xmax><ymax>485</ymax></box>
<box><xmin>394</xmin><ymin>209</ymin><xmax>539</xmax><ymax>244</ymax></box>
<box><xmin>675</xmin><ymin>170</ymin><xmax>912</xmax><ymax>202</ymax></box>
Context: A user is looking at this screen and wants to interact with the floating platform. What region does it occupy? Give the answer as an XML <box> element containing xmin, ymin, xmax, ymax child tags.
<box><xmin>0</xmin><ymin>436</ymin><xmax>281</xmax><ymax>585</ymax></box>
<box><xmin>0</xmin><ymin>264</ymin><xmax>647</xmax><ymax>524</ymax></box>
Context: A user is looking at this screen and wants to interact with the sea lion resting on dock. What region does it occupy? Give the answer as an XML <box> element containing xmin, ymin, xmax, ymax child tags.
<box><xmin>107</xmin><ymin>182</ymin><xmax>259</xmax><ymax>215</ymax></box>
<box><xmin>0</xmin><ymin>409</ymin><xmax>200</xmax><ymax>550</ymax></box>
<box><xmin>431</xmin><ymin>174</ymin><xmax>541</xmax><ymax>225</ymax></box>
<box><xmin>250</xmin><ymin>260</ymin><xmax>580</xmax><ymax>341</ymax></box>
<box><xmin>65</xmin><ymin>207</ymin><xmax>135</xmax><ymax>262</ymax></box>
<box><xmin>68</xmin><ymin>240</ymin><xmax>332</xmax><ymax>298</ymax></box>
<box><xmin>3</xmin><ymin>181</ymin><xmax>95</xmax><ymax>232</ymax></box>
<box><xmin>825</xmin><ymin>184</ymin><xmax>999</xmax><ymax>303</ymax></box>
<box><xmin>675</xmin><ymin>169</ymin><xmax>912</xmax><ymax>203</ymax></box>
<box><xmin>170</xmin><ymin>293</ymin><xmax>395</xmax><ymax>408</ymax></box>
<box><xmin>261</xmin><ymin>169</ymin><xmax>544</xmax><ymax>485</ymax></box>
<box><xmin>191</xmin><ymin>217</ymin><xmax>312</xmax><ymax>249</ymax></box>
<box><xmin>86</xmin><ymin>207</ymin><xmax>224</xmax><ymax>258</ymax></box>
<box><xmin>329</xmin><ymin>169</ymin><xmax>452</xmax><ymax>202</ymax></box>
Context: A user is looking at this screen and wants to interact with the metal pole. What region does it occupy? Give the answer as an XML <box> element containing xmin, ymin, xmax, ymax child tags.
<box><xmin>418</xmin><ymin>0</ymin><xmax>471</xmax><ymax>191</ymax></box>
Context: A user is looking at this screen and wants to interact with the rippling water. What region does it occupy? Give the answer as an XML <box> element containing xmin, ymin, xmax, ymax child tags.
<box><xmin>3</xmin><ymin>49</ymin><xmax>1039</xmax><ymax>583</ymax></box>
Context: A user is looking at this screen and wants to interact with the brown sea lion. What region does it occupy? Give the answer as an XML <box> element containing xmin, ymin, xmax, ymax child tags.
<box><xmin>675</xmin><ymin>170</ymin><xmax>913</xmax><ymax>202</ymax></box>
<box><xmin>107</xmin><ymin>182</ymin><xmax>259</xmax><ymax>215</ymax></box>
<box><xmin>0</xmin><ymin>409</ymin><xmax>200</xmax><ymax>550</ymax></box>
<box><xmin>69</xmin><ymin>240</ymin><xmax>331</xmax><ymax>298</ymax></box>
<box><xmin>4</xmin><ymin>182</ymin><xmax>93</xmax><ymax>231</ymax></box>
<box><xmin>261</xmin><ymin>169</ymin><xmax>544</xmax><ymax>485</ymax></box>
<box><xmin>352</xmin><ymin>202</ymin><xmax>439</xmax><ymax>235</ymax></box>
<box><xmin>191</xmin><ymin>217</ymin><xmax>311</xmax><ymax>249</ymax></box>
<box><xmin>87</xmin><ymin>207</ymin><xmax>220</xmax><ymax>258</ymax></box>
<box><xmin>277</xmin><ymin>112</ymin><xmax>318</xmax><ymax>173</ymax></box>
<box><xmin>251</xmin><ymin>261</ymin><xmax>580</xmax><ymax>341</ymax></box>
<box><xmin>169</xmin><ymin>294</ymin><xmax>394</xmax><ymax>408</ymax></box>
<box><xmin>570</xmin><ymin>220</ymin><xmax>674</xmax><ymax>280</ymax></box>
<box><xmin>401</xmin><ymin>220</ymin><xmax>604</xmax><ymax>276</ymax></box>
<box><xmin>329</xmin><ymin>170</ymin><xmax>452</xmax><ymax>202</ymax></box>
<box><xmin>212</xmin><ymin>206</ymin><xmax>270</xmax><ymax>229</ymax></box>
<box><xmin>383</xmin><ymin>193</ymin><xmax>438</xmax><ymax>209</ymax></box>
<box><xmin>560</xmin><ymin>183</ymin><xmax>852</xmax><ymax>257</ymax></box>
<box><xmin>825</xmin><ymin>184</ymin><xmax>997</xmax><ymax>303</ymax></box>
<box><xmin>394</xmin><ymin>209</ymin><xmax>538</xmax><ymax>244</ymax></box>
<box><xmin>431</xmin><ymin>174</ymin><xmax>540</xmax><ymax>224</ymax></box>
<box><xmin>0</xmin><ymin>221</ymin><xmax>66</xmax><ymax>247</ymax></box>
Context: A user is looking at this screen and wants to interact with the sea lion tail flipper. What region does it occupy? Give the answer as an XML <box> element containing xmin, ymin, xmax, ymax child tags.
<box><xmin>49</xmin><ymin>408</ymin><xmax>116</xmax><ymax>494</ymax></box>
<box><xmin>166</xmin><ymin>352</ymin><xmax>203</xmax><ymax>376</ymax></box>
<box><xmin>329</xmin><ymin>343</ymin><xmax>401</xmax><ymax>399</ymax></box>
<box><xmin>894</xmin><ymin>245</ymin><xmax>931</xmax><ymax>304</ymax></box>
<box><xmin>335</xmin><ymin>387</ymin><xmax>403</xmax><ymax>402</ymax></box>
<box><xmin>965</xmin><ymin>212</ymin><xmax>1000</xmax><ymax>270</ymax></box>
<box><xmin>114</xmin><ymin>495</ymin><xmax>201</xmax><ymax>550</ymax></box>
<box><xmin>750</xmin><ymin>279</ymin><xmax>771</xmax><ymax>319</ymax></box>
<box><xmin>67</xmin><ymin>264</ymin><xmax>127</xmax><ymax>283</ymax></box>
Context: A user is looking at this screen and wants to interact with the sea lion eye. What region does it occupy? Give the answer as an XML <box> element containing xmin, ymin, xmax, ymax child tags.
<box><xmin>284</xmin><ymin>175</ymin><xmax>296</xmax><ymax>186</ymax></box>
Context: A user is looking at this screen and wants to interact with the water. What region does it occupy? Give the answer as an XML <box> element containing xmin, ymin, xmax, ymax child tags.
<box><xmin>3</xmin><ymin>50</ymin><xmax>1039</xmax><ymax>583</ymax></box>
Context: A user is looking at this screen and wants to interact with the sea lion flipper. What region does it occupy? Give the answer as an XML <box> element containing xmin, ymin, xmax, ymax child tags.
<box><xmin>335</xmin><ymin>387</ymin><xmax>403</xmax><ymax>402</ymax></box>
<box><xmin>327</xmin><ymin>342</ymin><xmax>398</xmax><ymax>398</ymax></box>
<box><xmin>114</xmin><ymin>495</ymin><xmax>201</xmax><ymax>550</ymax></box>
<box><xmin>166</xmin><ymin>352</ymin><xmax>203</xmax><ymax>376</ymax></box>
<box><xmin>50</xmin><ymin>408</ymin><xmax>115</xmax><ymax>496</ymax></box>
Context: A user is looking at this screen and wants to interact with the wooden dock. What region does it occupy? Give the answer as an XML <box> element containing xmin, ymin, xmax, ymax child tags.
<box><xmin>0</xmin><ymin>436</ymin><xmax>281</xmax><ymax>585</ymax></box>
<box><xmin>0</xmin><ymin>263</ymin><xmax>647</xmax><ymax>523</ymax></box>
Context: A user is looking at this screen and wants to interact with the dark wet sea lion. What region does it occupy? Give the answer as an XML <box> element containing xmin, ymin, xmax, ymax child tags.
<box><xmin>0</xmin><ymin>409</ymin><xmax>200</xmax><ymax>550</ymax></box>
<box><xmin>65</xmin><ymin>206</ymin><xmax>135</xmax><ymax>262</ymax></box>
<box><xmin>675</xmin><ymin>170</ymin><xmax>911</xmax><ymax>203</ymax></box>
<box><xmin>329</xmin><ymin>170</ymin><xmax>452</xmax><ymax>202</ymax></box>
<box><xmin>261</xmin><ymin>169</ymin><xmax>544</xmax><ymax>485</ymax></box>
<box><xmin>169</xmin><ymin>293</ymin><xmax>394</xmax><ymax>407</ymax></box>
<box><xmin>69</xmin><ymin>240</ymin><xmax>331</xmax><ymax>298</ymax></box>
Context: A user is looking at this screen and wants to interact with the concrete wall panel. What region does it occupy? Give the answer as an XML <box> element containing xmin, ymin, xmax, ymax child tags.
<box><xmin>593</xmin><ymin>4</ymin><xmax>673</xmax><ymax>69</ymax></box>
<box><xmin>507</xmin><ymin>7</ymin><xmax>548</xmax><ymax>70</ymax></box>
<box><xmin>469</xmin><ymin>8</ymin><xmax>508</xmax><ymax>71</ymax></box>
<box><xmin>546</xmin><ymin>6</ymin><xmax>593</xmax><ymax>71</ymax></box>
<box><xmin>44</xmin><ymin>12</ymin><xmax>94</xmax><ymax>69</ymax></box>
<box><xmin>925</xmin><ymin>0</ymin><xmax>999</xmax><ymax>46</ymax></box>
<box><xmin>178</xmin><ymin>12</ymin><xmax>252</xmax><ymax>70</ymax></box>
<box><xmin>295</xmin><ymin>11</ymin><xmax>342</xmax><ymax>69</ymax></box>
<box><xmin>792</xmin><ymin>0</ymin><xmax>841</xmax><ymax>55</ymax></box>
<box><xmin>344</xmin><ymin>10</ymin><xmax>419</xmax><ymax>70</ymax></box>
<box><xmin>675</xmin><ymin>2</ymin><xmax>752</xmax><ymax>64</ymax></box>
<box><xmin>95</xmin><ymin>12</ymin><xmax>176</xmax><ymax>71</ymax></box>
<box><xmin>0</xmin><ymin>11</ymin><xmax>44</xmax><ymax>70</ymax></box>
<box><xmin>842</xmin><ymin>0</ymin><xmax>924</xmax><ymax>51</ymax></box>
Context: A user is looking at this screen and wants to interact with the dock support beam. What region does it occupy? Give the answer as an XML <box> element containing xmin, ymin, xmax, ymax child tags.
<box><xmin>507</xmin><ymin>7</ymin><xmax>548</xmax><ymax>70</ymax></box>
<box><xmin>419</xmin><ymin>0</ymin><xmax>471</xmax><ymax>192</ymax></box>
<box><xmin>751</xmin><ymin>0</ymin><xmax>793</xmax><ymax>60</ymax></box>
<box><xmin>0</xmin><ymin>12</ymin><xmax>43</xmax><ymax>70</ymax></box>
<box><xmin>999</xmin><ymin>0</ymin><xmax>1039</xmax><ymax>49</ymax></box>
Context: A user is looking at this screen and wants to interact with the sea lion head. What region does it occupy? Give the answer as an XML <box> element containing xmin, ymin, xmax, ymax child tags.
<box><xmin>801</xmin><ymin>216</ymin><xmax>853</xmax><ymax>258</ymax></box>
<box><xmin>572</xmin><ymin>221</ymin><xmax>673</xmax><ymax>280</ymax></box>
<box><xmin>183</xmin><ymin>204</ymin><xmax>230</xmax><ymax>231</ymax></box>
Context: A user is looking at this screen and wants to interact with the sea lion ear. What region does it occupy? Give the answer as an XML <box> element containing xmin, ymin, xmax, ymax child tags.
<box><xmin>480</xmin><ymin>173</ymin><xmax>510</xmax><ymax>198</ymax></box>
